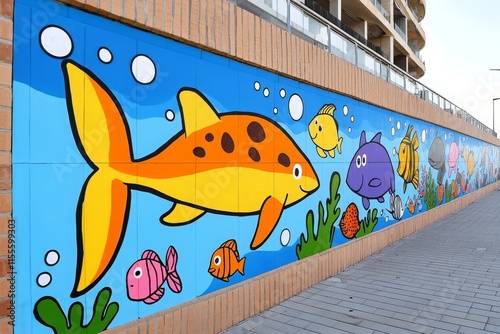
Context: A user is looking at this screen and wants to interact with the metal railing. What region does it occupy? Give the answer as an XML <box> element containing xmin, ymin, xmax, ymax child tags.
<box><xmin>233</xmin><ymin>0</ymin><xmax>496</xmax><ymax>136</ymax></box>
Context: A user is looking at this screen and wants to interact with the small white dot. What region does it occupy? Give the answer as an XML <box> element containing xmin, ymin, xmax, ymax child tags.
<box><xmin>343</xmin><ymin>105</ymin><xmax>348</xmax><ymax>116</ymax></box>
<box><xmin>273</xmin><ymin>107</ymin><xmax>278</xmax><ymax>114</ymax></box>
<box><xmin>280</xmin><ymin>89</ymin><xmax>286</xmax><ymax>98</ymax></box>
<box><xmin>37</xmin><ymin>272</ymin><xmax>52</xmax><ymax>287</ymax></box>
<box><xmin>392</xmin><ymin>147</ymin><xmax>397</xmax><ymax>156</ymax></box>
<box><xmin>391</xmin><ymin>127</ymin><xmax>395</xmax><ymax>136</ymax></box>
<box><xmin>131</xmin><ymin>55</ymin><xmax>156</xmax><ymax>84</ymax></box>
<box><xmin>98</xmin><ymin>47</ymin><xmax>113</xmax><ymax>63</ymax></box>
<box><xmin>348</xmin><ymin>127</ymin><xmax>352</xmax><ymax>133</ymax></box>
<box><xmin>421</xmin><ymin>130</ymin><xmax>427</xmax><ymax>143</ymax></box>
<box><xmin>40</xmin><ymin>26</ymin><xmax>73</xmax><ymax>58</ymax></box>
<box><xmin>397</xmin><ymin>121</ymin><xmax>401</xmax><ymax>129</ymax></box>
<box><xmin>45</xmin><ymin>250</ymin><xmax>59</xmax><ymax>266</ymax></box>
<box><xmin>263</xmin><ymin>88</ymin><xmax>270</xmax><ymax>97</ymax></box>
<box><xmin>281</xmin><ymin>229</ymin><xmax>291</xmax><ymax>246</ymax></box>
<box><xmin>254</xmin><ymin>81</ymin><xmax>261</xmax><ymax>91</ymax></box>
<box><xmin>389</xmin><ymin>117</ymin><xmax>392</xmax><ymax>122</ymax></box>
<box><xmin>165</xmin><ymin>110</ymin><xmax>175</xmax><ymax>121</ymax></box>
<box><xmin>350</xmin><ymin>115</ymin><xmax>354</xmax><ymax>123</ymax></box>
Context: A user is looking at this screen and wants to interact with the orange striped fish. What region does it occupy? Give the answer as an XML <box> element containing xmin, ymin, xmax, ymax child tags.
<box><xmin>397</xmin><ymin>125</ymin><xmax>419</xmax><ymax>193</ymax></box>
<box><xmin>208</xmin><ymin>239</ymin><xmax>246</xmax><ymax>282</ymax></box>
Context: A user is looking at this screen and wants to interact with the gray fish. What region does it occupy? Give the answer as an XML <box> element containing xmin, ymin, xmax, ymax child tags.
<box><xmin>428</xmin><ymin>136</ymin><xmax>446</xmax><ymax>185</ymax></box>
<box><xmin>387</xmin><ymin>193</ymin><xmax>404</xmax><ymax>220</ymax></box>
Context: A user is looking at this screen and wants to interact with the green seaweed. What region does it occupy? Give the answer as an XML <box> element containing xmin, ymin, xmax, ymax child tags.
<box><xmin>354</xmin><ymin>208</ymin><xmax>378</xmax><ymax>238</ymax></box>
<box><xmin>296</xmin><ymin>172</ymin><xmax>341</xmax><ymax>260</ymax></box>
<box><xmin>424</xmin><ymin>167</ymin><xmax>437</xmax><ymax>210</ymax></box>
<box><xmin>445</xmin><ymin>179</ymin><xmax>451</xmax><ymax>203</ymax></box>
<box><xmin>34</xmin><ymin>287</ymin><xmax>119</xmax><ymax>334</ymax></box>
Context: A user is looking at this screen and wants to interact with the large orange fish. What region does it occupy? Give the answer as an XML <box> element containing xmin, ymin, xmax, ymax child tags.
<box><xmin>62</xmin><ymin>61</ymin><xmax>319</xmax><ymax>296</ymax></box>
<box><xmin>208</xmin><ymin>239</ymin><xmax>245</xmax><ymax>282</ymax></box>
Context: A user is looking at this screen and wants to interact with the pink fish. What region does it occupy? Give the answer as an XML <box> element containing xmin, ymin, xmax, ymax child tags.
<box><xmin>448</xmin><ymin>142</ymin><xmax>458</xmax><ymax>178</ymax></box>
<box><xmin>126</xmin><ymin>246</ymin><xmax>182</xmax><ymax>304</ymax></box>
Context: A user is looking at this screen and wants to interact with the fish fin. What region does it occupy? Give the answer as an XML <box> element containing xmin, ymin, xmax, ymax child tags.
<box><xmin>250</xmin><ymin>196</ymin><xmax>285</xmax><ymax>250</ymax></box>
<box><xmin>405</xmin><ymin>125</ymin><xmax>413</xmax><ymax>138</ymax></box>
<box><xmin>371</xmin><ymin>132</ymin><xmax>382</xmax><ymax>143</ymax></box>
<box><xmin>161</xmin><ymin>203</ymin><xmax>206</xmax><ymax>225</ymax></box>
<box><xmin>144</xmin><ymin>288</ymin><xmax>164</xmax><ymax>304</ymax></box>
<box><xmin>377</xmin><ymin>197</ymin><xmax>385</xmax><ymax>204</ymax></box>
<box><xmin>316</xmin><ymin>146</ymin><xmax>327</xmax><ymax>158</ymax></box>
<box><xmin>412</xmin><ymin>171</ymin><xmax>419</xmax><ymax>189</ymax></box>
<box><xmin>338</xmin><ymin>137</ymin><xmax>343</xmax><ymax>154</ymax></box>
<box><xmin>362</xmin><ymin>197</ymin><xmax>370</xmax><ymax>210</ymax></box>
<box><xmin>403</xmin><ymin>182</ymin><xmax>407</xmax><ymax>193</ymax></box>
<box><xmin>142</xmin><ymin>250</ymin><xmax>161</xmax><ymax>262</ymax></box>
<box><xmin>359</xmin><ymin>131</ymin><xmax>367</xmax><ymax>147</ymax></box>
<box><xmin>327</xmin><ymin>149</ymin><xmax>335</xmax><ymax>158</ymax></box>
<box><xmin>222</xmin><ymin>277</ymin><xmax>229</xmax><ymax>282</ymax></box>
<box><xmin>411</xmin><ymin>132</ymin><xmax>419</xmax><ymax>149</ymax></box>
<box><xmin>238</xmin><ymin>257</ymin><xmax>246</xmax><ymax>275</ymax></box>
<box><xmin>178</xmin><ymin>88</ymin><xmax>221</xmax><ymax>137</ymax></box>
<box><xmin>72</xmin><ymin>174</ymin><xmax>130</xmax><ymax>297</ymax></box>
<box><xmin>167</xmin><ymin>271</ymin><xmax>182</xmax><ymax>293</ymax></box>
<box><xmin>166</xmin><ymin>246</ymin><xmax>178</xmax><ymax>273</ymax></box>
<box><xmin>221</xmin><ymin>239</ymin><xmax>238</xmax><ymax>254</ymax></box>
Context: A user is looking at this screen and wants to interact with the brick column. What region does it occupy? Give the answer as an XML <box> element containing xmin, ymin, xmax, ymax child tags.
<box><xmin>0</xmin><ymin>0</ymin><xmax>13</xmax><ymax>333</ymax></box>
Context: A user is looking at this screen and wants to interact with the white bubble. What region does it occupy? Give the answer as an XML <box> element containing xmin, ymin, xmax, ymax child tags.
<box><xmin>389</xmin><ymin>117</ymin><xmax>392</xmax><ymax>122</ymax></box>
<box><xmin>273</xmin><ymin>107</ymin><xmax>278</xmax><ymax>114</ymax></box>
<box><xmin>350</xmin><ymin>115</ymin><xmax>354</xmax><ymax>123</ymax></box>
<box><xmin>444</xmin><ymin>134</ymin><xmax>447</xmax><ymax>141</ymax></box>
<box><xmin>254</xmin><ymin>81</ymin><xmax>261</xmax><ymax>91</ymax></box>
<box><xmin>37</xmin><ymin>272</ymin><xmax>52</xmax><ymax>287</ymax></box>
<box><xmin>343</xmin><ymin>105</ymin><xmax>348</xmax><ymax>116</ymax></box>
<box><xmin>288</xmin><ymin>94</ymin><xmax>303</xmax><ymax>121</ymax></box>
<box><xmin>131</xmin><ymin>55</ymin><xmax>156</xmax><ymax>84</ymax></box>
<box><xmin>397</xmin><ymin>121</ymin><xmax>401</xmax><ymax>129</ymax></box>
<box><xmin>385</xmin><ymin>216</ymin><xmax>389</xmax><ymax>222</ymax></box>
<box><xmin>263</xmin><ymin>88</ymin><xmax>270</xmax><ymax>97</ymax></box>
<box><xmin>279</xmin><ymin>89</ymin><xmax>286</xmax><ymax>98</ymax></box>
<box><xmin>98</xmin><ymin>47</ymin><xmax>113</xmax><ymax>63</ymax></box>
<box><xmin>348</xmin><ymin>127</ymin><xmax>352</xmax><ymax>133</ymax></box>
<box><xmin>165</xmin><ymin>110</ymin><xmax>175</xmax><ymax>121</ymax></box>
<box><xmin>45</xmin><ymin>250</ymin><xmax>59</xmax><ymax>266</ymax></box>
<box><xmin>280</xmin><ymin>229</ymin><xmax>291</xmax><ymax>246</ymax></box>
<box><xmin>421</xmin><ymin>129</ymin><xmax>426</xmax><ymax>143</ymax></box>
<box><xmin>392</xmin><ymin>147</ymin><xmax>397</xmax><ymax>156</ymax></box>
<box><xmin>391</xmin><ymin>126</ymin><xmax>395</xmax><ymax>136</ymax></box>
<box><xmin>40</xmin><ymin>26</ymin><xmax>73</xmax><ymax>58</ymax></box>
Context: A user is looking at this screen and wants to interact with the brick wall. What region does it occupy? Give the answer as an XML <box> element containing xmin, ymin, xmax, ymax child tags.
<box><xmin>0</xmin><ymin>0</ymin><xmax>12</xmax><ymax>333</ymax></box>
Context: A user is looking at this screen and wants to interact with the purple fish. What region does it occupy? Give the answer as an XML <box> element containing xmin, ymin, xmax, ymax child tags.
<box><xmin>126</xmin><ymin>246</ymin><xmax>182</xmax><ymax>304</ymax></box>
<box><xmin>346</xmin><ymin>131</ymin><xmax>395</xmax><ymax>210</ymax></box>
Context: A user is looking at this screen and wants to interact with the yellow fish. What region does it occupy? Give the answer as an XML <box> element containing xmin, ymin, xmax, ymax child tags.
<box><xmin>62</xmin><ymin>61</ymin><xmax>319</xmax><ymax>296</ymax></box>
<box><xmin>461</xmin><ymin>147</ymin><xmax>476</xmax><ymax>179</ymax></box>
<box><xmin>308</xmin><ymin>104</ymin><xmax>343</xmax><ymax>158</ymax></box>
<box><xmin>397</xmin><ymin>125</ymin><xmax>419</xmax><ymax>193</ymax></box>
<box><xmin>208</xmin><ymin>239</ymin><xmax>245</xmax><ymax>282</ymax></box>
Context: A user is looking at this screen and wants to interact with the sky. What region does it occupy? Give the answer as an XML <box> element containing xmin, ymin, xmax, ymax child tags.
<box><xmin>419</xmin><ymin>0</ymin><xmax>500</xmax><ymax>136</ymax></box>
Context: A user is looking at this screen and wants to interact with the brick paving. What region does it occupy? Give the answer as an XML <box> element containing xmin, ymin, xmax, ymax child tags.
<box><xmin>223</xmin><ymin>189</ymin><xmax>500</xmax><ymax>333</ymax></box>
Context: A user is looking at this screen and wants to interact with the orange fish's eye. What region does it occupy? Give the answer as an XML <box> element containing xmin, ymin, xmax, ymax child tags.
<box><xmin>213</xmin><ymin>255</ymin><xmax>221</xmax><ymax>266</ymax></box>
<box><xmin>293</xmin><ymin>164</ymin><xmax>302</xmax><ymax>180</ymax></box>
<box><xmin>134</xmin><ymin>267</ymin><xmax>142</xmax><ymax>279</ymax></box>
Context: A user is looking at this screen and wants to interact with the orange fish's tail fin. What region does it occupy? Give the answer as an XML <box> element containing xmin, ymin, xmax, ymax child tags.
<box><xmin>63</xmin><ymin>60</ymin><xmax>134</xmax><ymax>297</ymax></box>
<box><xmin>238</xmin><ymin>257</ymin><xmax>246</xmax><ymax>276</ymax></box>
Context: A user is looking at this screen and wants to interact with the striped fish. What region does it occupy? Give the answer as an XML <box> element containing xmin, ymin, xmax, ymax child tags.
<box><xmin>208</xmin><ymin>239</ymin><xmax>246</xmax><ymax>282</ymax></box>
<box><xmin>397</xmin><ymin>125</ymin><xmax>419</xmax><ymax>193</ymax></box>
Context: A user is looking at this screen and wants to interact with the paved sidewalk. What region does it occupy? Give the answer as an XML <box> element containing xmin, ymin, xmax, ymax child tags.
<box><xmin>223</xmin><ymin>189</ymin><xmax>500</xmax><ymax>334</ymax></box>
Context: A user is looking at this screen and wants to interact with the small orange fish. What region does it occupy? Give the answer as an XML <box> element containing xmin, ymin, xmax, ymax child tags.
<box><xmin>208</xmin><ymin>239</ymin><xmax>245</xmax><ymax>282</ymax></box>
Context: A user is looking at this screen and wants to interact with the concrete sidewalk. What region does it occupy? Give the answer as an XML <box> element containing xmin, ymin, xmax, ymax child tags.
<box><xmin>223</xmin><ymin>189</ymin><xmax>500</xmax><ymax>334</ymax></box>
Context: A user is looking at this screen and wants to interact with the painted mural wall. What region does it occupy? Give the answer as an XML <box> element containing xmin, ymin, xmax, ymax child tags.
<box><xmin>12</xmin><ymin>0</ymin><xmax>500</xmax><ymax>332</ymax></box>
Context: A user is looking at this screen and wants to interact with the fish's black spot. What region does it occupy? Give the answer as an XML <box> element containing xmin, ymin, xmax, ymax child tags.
<box><xmin>248</xmin><ymin>147</ymin><xmax>261</xmax><ymax>162</ymax></box>
<box><xmin>205</xmin><ymin>133</ymin><xmax>214</xmax><ymax>142</ymax></box>
<box><xmin>278</xmin><ymin>153</ymin><xmax>290</xmax><ymax>167</ymax></box>
<box><xmin>221</xmin><ymin>132</ymin><xmax>234</xmax><ymax>153</ymax></box>
<box><xmin>193</xmin><ymin>147</ymin><xmax>206</xmax><ymax>158</ymax></box>
<box><xmin>247</xmin><ymin>121</ymin><xmax>266</xmax><ymax>143</ymax></box>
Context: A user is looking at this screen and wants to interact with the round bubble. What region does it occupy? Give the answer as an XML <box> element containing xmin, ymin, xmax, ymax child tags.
<box><xmin>389</xmin><ymin>117</ymin><xmax>392</xmax><ymax>122</ymax></box>
<box><xmin>98</xmin><ymin>47</ymin><xmax>113</xmax><ymax>63</ymax></box>
<box><xmin>350</xmin><ymin>115</ymin><xmax>354</xmax><ymax>123</ymax></box>
<box><xmin>391</xmin><ymin>127</ymin><xmax>395</xmax><ymax>136</ymax></box>
<box><xmin>273</xmin><ymin>107</ymin><xmax>278</xmax><ymax>114</ymax></box>
<box><xmin>165</xmin><ymin>110</ymin><xmax>175</xmax><ymax>121</ymax></box>
<box><xmin>45</xmin><ymin>250</ymin><xmax>59</xmax><ymax>266</ymax></box>
<box><xmin>348</xmin><ymin>127</ymin><xmax>352</xmax><ymax>133</ymax></box>
<box><xmin>263</xmin><ymin>88</ymin><xmax>270</xmax><ymax>98</ymax></box>
<box><xmin>397</xmin><ymin>121</ymin><xmax>401</xmax><ymax>129</ymax></box>
<box><xmin>280</xmin><ymin>89</ymin><xmax>286</xmax><ymax>98</ymax></box>
<box><xmin>37</xmin><ymin>272</ymin><xmax>52</xmax><ymax>287</ymax></box>
<box><xmin>254</xmin><ymin>81</ymin><xmax>261</xmax><ymax>91</ymax></box>
<box><xmin>280</xmin><ymin>229</ymin><xmax>291</xmax><ymax>246</ymax></box>
<box><xmin>40</xmin><ymin>26</ymin><xmax>73</xmax><ymax>58</ymax></box>
<box><xmin>385</xmin><ymin>216</ymin><xmax>389</xmax><ymax>222</ymax></box>
<box><xmin>421</xmin><ymin>129</ymin><xmax>426</xmax><ymax>143</ymax></box>
<box><xmin>392</xmin><ymin>147</ymin><xmax>397</xmax><ymax>156</ymax></box>
<box><xmin>131</xmin><ymin>55</ymin><xmax>156</xmax><ymax>84</ymax></box>
<box><xmin>343</xmin><ymin>105</ymin><xmax>348</xmax><ymax>116</ymax></box>
<box><xmin>288</xmin><ymin>94</ymin><xmax>303</xmax><ymax>121</ymax></box>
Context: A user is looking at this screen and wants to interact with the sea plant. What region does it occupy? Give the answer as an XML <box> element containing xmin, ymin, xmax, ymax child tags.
<box><xmin>296</xmin><ymin>172</ymin><xmax>341</xmax><ymax>260</ymax></box>
<box><xmin>354</xmin><ymin>208</ymin><xmax>378</xmax><ymax>238</ymax></box>
<box><xmin>445</xmin><ymin>179</ymin><xmax>452</xmax><ymax>203</ymax></box>
<box><xmin>424</xmin><ymin>167</ymin><xmax>437</xmax><ymax>210</ymax></box>
<box><xmin>34</xmin><ymin>287</ymin><xmax>119</xmax><ymax>334</ymax></box>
